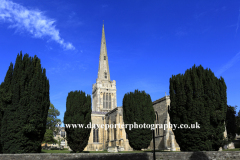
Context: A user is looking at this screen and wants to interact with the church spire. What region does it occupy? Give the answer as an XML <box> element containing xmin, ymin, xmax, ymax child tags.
<box><xmin>97</xmin><ymin>23</ymin><xmax>110</xmax><ymax>81</ymax></box>
<box><xmin>92</xmin><ymin>22</ymin><xmax>117</xmax><ymax>112</ymax></box>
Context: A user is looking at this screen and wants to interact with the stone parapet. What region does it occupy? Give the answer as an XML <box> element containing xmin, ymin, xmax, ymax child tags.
<box><xmin>0</xmin><ymin>152</ymin><xmax>240</xmax><ymax>160</ymax></box>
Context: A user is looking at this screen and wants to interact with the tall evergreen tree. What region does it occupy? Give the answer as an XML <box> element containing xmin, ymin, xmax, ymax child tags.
<box><xmin>169</xmin><ymin>64</ymin><xmax>227</xmax><ymax>151</ymax></box>
<box><xmin>235</xmin><ymin>107</ymin><xmax>240</xmax><ymax>134</ymax></box>
<box><xmin>226</xmin><ymin>105</ymin><xmax>237</xmax><ymax>141</ymax></box>
<box><xmin>122</xmin><ymin>89</ymin><xmax>155</xmax><ymax>150</ymax></box>
<box><xmin>64</xmin><ymin>90</ymin><xmax>91</xmax><ymax>153</ymax></box>
<box><xmin>0</xmin><ymin>51</ymin><xmax>50</xmax><ymax>153</ymax></box>
<box><xmin>0</xmin><ymin>63</ymin><xmax>13</xmax><ymax>153</ymax></box>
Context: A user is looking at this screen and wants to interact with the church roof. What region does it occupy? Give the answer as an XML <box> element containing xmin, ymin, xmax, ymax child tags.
<box><xmin>152</xmin><ymin>95</ymin><xmax>170</xmax><ymax>105</ymax></box>
<box><xmin>92</xmin><ymin>111</ymin><xmax>107</xmax><ymax>115</ymax></box>
<box><xmin>105</xmin><ymin>107</ymin><xmax>119</xmax><ymax>116</ymax></box>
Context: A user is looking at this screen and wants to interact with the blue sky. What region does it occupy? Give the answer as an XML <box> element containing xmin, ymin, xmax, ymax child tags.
<box><xmin>0</xmin><ymin>0</ymin><xmax>240</xmax><ymax>125</ymax></box>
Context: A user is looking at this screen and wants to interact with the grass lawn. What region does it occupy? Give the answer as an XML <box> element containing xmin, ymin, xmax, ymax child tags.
<box><xmin>42</xmin><ymin>148</ymin><xmax>71</xmax><ymax>153</ymax></box>
<box><xmin>42</xmin><ymin>149</ymin><xmax>71</xmax><ymax>153</ymax></box>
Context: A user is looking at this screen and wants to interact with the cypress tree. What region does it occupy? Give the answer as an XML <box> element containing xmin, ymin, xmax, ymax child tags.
<box><xmin>1</xmin><ymin>52</ymin><xmax>50</xmax><ymax>153</ymax></box>
<box><xmin>122</xmin><ymin>89</ymin><xmax>155</xmax><ymax>150</ymax></box>
<box><xmin>235</xmin><ymin>107</ymin><xmax>240</xmax><ymax>135</ymax></box>
<box><xmin>225</xmin><ymin>105</ymin><xmax>237</xmax><ymax>141</ymax></box>
<box><xmin>0</xmin><ymin>63</ymin><xmax>13</xmax><ymax>153</ymax></box>
<box><xmin>64</xmin><ymin>90</ymin><xmax>91</xmax><ymax>153</ymax></box>
<box><xmin>169</xmin><ymin>64</ymin><xmax>227</xmax><ymax>151</ymax></box>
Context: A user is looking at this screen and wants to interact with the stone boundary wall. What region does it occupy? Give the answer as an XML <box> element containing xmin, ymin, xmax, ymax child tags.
<box><xmin>0</xmin><ymin>151</ymin><xmax>240</xmax><ymax>160</ymax></box>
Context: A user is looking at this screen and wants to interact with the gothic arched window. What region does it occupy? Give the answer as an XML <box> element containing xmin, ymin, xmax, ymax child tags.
<box><xmin>109</xmin><ymin>94</ymin><xmax>111</xmax><ymax>109</ymax></box>
<box><xmin>107</xmin><ymin>128</ymin><xmax>109</xmax><ymax>141</ymax></box>
<box><xmin>106</xmin><ymin>93</ymin><xmax>108</xmax><ymax>108</ymax></box>
<box><xmin>93</xmin><ymin>125</ymin><xmax>99</xmax><ymax>142</ymax></box>
<box><xmin>103</xmin><ymin>92</ymin><xmax>112</xmax><ymax>110</ymax></box>
<box><xmin>103</xmin><ymin>93</ymin><xmax>106</xmax><ymax>108</ymax></box>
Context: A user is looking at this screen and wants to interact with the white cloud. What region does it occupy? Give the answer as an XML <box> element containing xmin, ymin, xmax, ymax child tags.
<box><xmin>0</xmin><ymin>0</ymin><xmax>75</xmax><ymax>50</ymax></box>
<box><xmin>216</xmin><ymin>52</ymin><xmax>240</xmax><ymax>76</ymax></box>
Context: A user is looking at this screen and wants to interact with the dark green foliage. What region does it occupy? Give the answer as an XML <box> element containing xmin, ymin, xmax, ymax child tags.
<box><xmin>122</xmin><ymin>89</ymin><xmax>155</xmax><ymax>150</ymax></box>
<box><xmin>43</xmin><ymin>103</ymin><xmax>60</xmax><ymax>145</ymax></box>
<box><xmin>64</xmin><ymin>90</ymin><xmax>91</xmax><ymax>153</ymax></box>
<box><xmin>0</xmin><ymin>63</ymin><xmax>13</xmax><ymax>153</ymax></box>
<box><xmin>0</xmin><ymin>51</ymin><xmax>50</xmax><ymax>153</ymax></box>
<box><xmin>235</xmin><ymin>107</ymin><xmax>240</xmax><ymax>135</ymax></box>
<box><xmin>43</xmin><ymin>129</ymin><xmax>57</xmax><ymax>144</ymax></box>
<box><xmin>226</xmin><ymin>105</ymin><xmax>237</xmax><ymax>140</ymax></box>
<box><xmin>169</xmin><ymin>64</ymin><xmax>227</xmax><ymax>151</ymax></box>
<box><xmin>46</xmin><ymin>103</ymin><xmax>61</xmax><ymax>133</ymax></box>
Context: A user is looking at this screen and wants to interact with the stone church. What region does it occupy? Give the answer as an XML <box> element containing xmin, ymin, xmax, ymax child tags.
<box><xmin>83</xmin><ymin>24</ymin><xmax>180</xmax><ymax>152</ymax></box>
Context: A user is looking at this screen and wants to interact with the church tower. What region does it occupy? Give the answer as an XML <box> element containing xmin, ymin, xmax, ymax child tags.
<box><xmin>92</xmin><ymin>23</ymin><xmax>117</xmax><ymax>112</ymax></box>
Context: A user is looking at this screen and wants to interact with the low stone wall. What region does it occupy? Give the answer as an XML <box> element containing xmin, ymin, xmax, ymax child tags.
<box><xmin>154</xmin><ymin>151</ymin><xmax>240</xmax><ymax>160</ymax></box>
<box><xmin>0</xmin><ymin>151</ymin><xmax>240</xmax><ymax>160</ymax></box>
<box><xmin>0</xmin><ymin>153</ymin><xmax>149</xmax><ymax>160</ymax></box>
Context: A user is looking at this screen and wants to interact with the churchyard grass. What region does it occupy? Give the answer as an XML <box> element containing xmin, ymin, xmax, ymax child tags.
<box><xmin>42</xmin><ymin>149</ymin><xmax>71</xmax><ymax>153</ymax></box>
